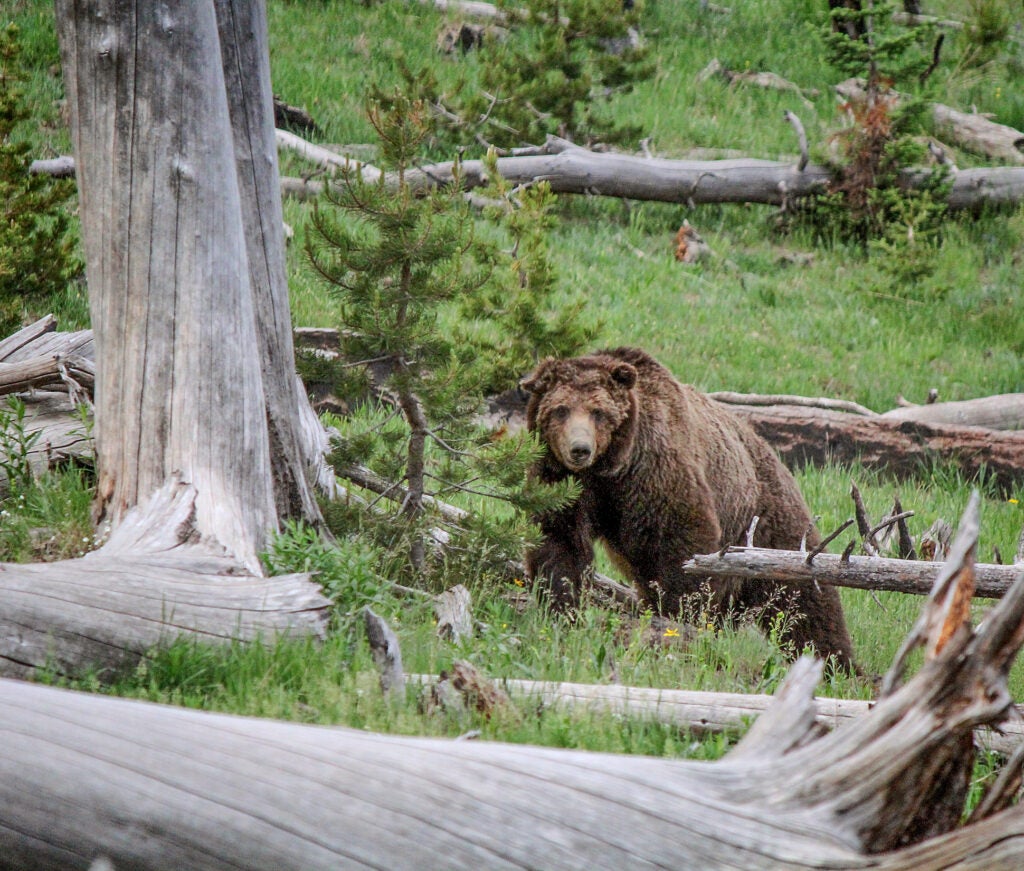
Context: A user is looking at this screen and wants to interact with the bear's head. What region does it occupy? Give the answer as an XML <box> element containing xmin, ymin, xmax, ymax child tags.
<box><xmin>521</xmin><ymin>355</ymin><xmax>639</xmax><ymax>475</ymax></box>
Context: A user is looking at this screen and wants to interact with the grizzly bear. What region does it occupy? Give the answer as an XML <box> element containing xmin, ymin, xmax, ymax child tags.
<box><xmin>522</xmin><ymin>347</ymin><xmax>856</xmax><ymax>671</ymax></box>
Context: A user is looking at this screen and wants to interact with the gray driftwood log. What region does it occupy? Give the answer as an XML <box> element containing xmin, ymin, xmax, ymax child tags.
<box><xmin>278</xmin><ymin>139</ymin><xmax>1024</xmax><ymax>211</ymax></box>
<box><xmin>682</xmin><ymin>547</ymin><xmax>1023</xmax><ymax>599</ymax></box>
<box><xmin>408</xmin><ymin>673</ymin><xmax>1024</xmax><ymax>755</ymax></box>
<box><xmin>0</xmin><ymin>478</ymin><xmax>330</xmax><ymax>679</ymax></box>
<box><xmin>881</xmin><ymin>394</ymin><xmax>1024</xmax><ymax>431</ymax></box>
<box><xmin>5</xmin><ymin>497</ymin><xmax>1024</xmax><ymax>868</ymax></box>
<box><xmin>37</xmin><ymin>141</ymin><xmax>1024</xmax><ymax>212</ymax></box>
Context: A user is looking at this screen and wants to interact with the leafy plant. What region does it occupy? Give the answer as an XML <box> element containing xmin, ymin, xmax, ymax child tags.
<box><xmin>264</xmin><ymin>520</ymin><xmax>401</xmax><ymax>634</ymax></box>
<box><xmin>0</xmin><ymin>395</ymin><xmax>39</xmax><ymax>497</ymax></box>
<box><xmin>0</xmin><ymin>24</ymin><xmax>81</xmax><ymax>335</ymax></box>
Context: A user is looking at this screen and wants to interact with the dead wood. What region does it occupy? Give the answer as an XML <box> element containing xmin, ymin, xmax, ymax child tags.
<box><xmin>682</xmin><ymin>545</ymin><xmax>1020</xmax><ymax>599</ymax></box>
<box><xmin>5</xmin><ymin>498</ymin><xmax>1024</xmax><ymax>868</ymax></box>
<box><xmin>364</xmin><ymin>607</ymin><xmax>405</xmax><ymax>698</ymax></box>
<box><xmin>434</xmin><ymin>584</ymin><xmax>473</xmax><ymax>643</ymax></box>
<box><xmin>0</xmin><ymin>478</ymin><xmax>330</xmax><ymax>680</ymax></box>
<box><xmin>33</xmin><ymin>140</ymin><xmax>1024</xmax><ymax>211</ymax></box>
<box><xmin>932</xmin><ymin>102</ymin><xmax>1024</xmax><ymax>165</ymax></box>
<box><xmin>0</xmin><ymin>353</ymin><xmax>94</xmax><ymax>398</ymax></box>
<box><xmin>726</xmin><ymin>402</ymin><xmax>1024</xmax><ymax>496</ymax></box>
<box><xmin>882</xmin><ymin>393</ymin><xmax>1024</xmax><ymax>430</ymax></box>
<box><xmin>837</xmin><ymin>78</ymin><xmax>1024</xmax><ymax>165</ymax></box>
<box><xmin>0</xmin><ymin>314</ymin><xmax>57</xmax><ymax>357</ymax></box>
<box><xmin>407</xmin><ymin>672</ymin><xmax>1024</xmax><ymax>755</ymax></box>
<box><xmin>0</xmin><ymin>391</ymin><xmax>94</xmax><ymax>490</ymax></box>
<box><xmin>708</xmin><ymin>390</ymin><xmax>876</xmax><ymax>416</ymax></box>
<box><xmin>27</xmin><ymin>155</ymin><xmax>75</xmax><ymax>177</ymax></box>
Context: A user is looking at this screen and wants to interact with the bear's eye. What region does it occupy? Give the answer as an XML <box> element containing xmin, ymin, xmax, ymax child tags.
<box><xmin>591</xmin><ymin>409</ymin><xmax>606</xmax><ymax>424</ymax></box>
<box><xmin>551</xmin><ymin>406</ymin><xmax>570</xmax><ymax>422</ymax></box>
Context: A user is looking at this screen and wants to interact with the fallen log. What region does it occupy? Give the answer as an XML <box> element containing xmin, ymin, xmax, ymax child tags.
<box><xmin>0</xmin><ymin>391</ymin><xmax>94</xmax><ymax>489</ymax></box>
<box><xmin>0</xmin><ymin>316</ymin><xmax>94</xmax><ymax>365</ymax></box>
<box><xmin>6</xmin><ymin>497</ymin><xmax>1024</xmax><ymax>868</ymax></box>
<box><xmin>35</xmin><ymin>142</ymin><xmax>1024</xmax><ymax>211</ymax></box>
<box><xmin>710</xmin><ymin>389</ymin><xmax>1024</xmax><ymax>431</ymax></box>
<box><xmin>681</xmin><ymin>546</ymin><xmax>1021</xmax><ymax>599</ymax></box>
<box><xmin>837</xmin><ymin>79</ymin><xmax>1024</xmax><ymax>166</ymax></box>
<box><xmin>708</xmin><ymin>390</ymin><xmax>876</xmax><ymax>416</ymax></box>
<box><xmin>932</xmin><ymin>102</ymin><xmax>1024</xmax><ymax>166</ymax></box>
<box><xmin>0</xmin><ymin>479</ymin><xmax>331</xmax><ymax>680</ymax></box>
<box><xmin>408</xmin><ymin>673</ymin><xmax>1024</xmax><ymax>755</ymax></box>
<box><xmin>882</xmin><ymin>393</ymin><xmax>1024</xmax><ymax>431</ymax></box>
<box><xmin>726</xmin><ymin>402</ymin><xmax>1024</xmax><ymax>496</ymax></box>
<box><xmin>0</xmin><ymin>353</ymin><xmax>94</xmax><ymax>397</ymax></box>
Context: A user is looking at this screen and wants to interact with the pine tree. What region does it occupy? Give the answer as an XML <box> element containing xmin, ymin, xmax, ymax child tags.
<box><xmin>306</xmin><ymin>94</ymin><xmax>589</xmax><ymax>583</ymax></box>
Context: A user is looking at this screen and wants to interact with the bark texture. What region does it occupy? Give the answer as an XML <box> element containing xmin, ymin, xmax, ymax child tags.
<box><xmin>55</xmin><ymin>0</ymin><xmax>329</xmax><ymax>569</ymax></box>
<box><xmin>682</xmin><ymin>547</ymin><xmax>1022</xmax><ymax>599</ymax></box>
<box><xmin>279</xmin><ymin>137</ymin><xmax>1024</xmax><ymax>212</ymax></box>
<box><xmin>57</xmin><ymin>1</ymin><xmax>276</xmax><ymax>570</ymax></box>
<box><xmin>3</xmin><ymin>498</ymin><xmax>1024</xmax><ymax>869</ymax></box>
<box><xmin>728</xmin><ymin>402</ymin><xmax>1024</xmax><ymax>496</ymax></box>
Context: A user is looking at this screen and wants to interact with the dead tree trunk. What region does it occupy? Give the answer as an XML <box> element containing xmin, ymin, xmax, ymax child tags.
<box><xmin>4</xmin><ymin>0</ymin><xmax>335</xmax><ymax>678</ymax></box>
<box><xmin>3</xmin><ymin>497</ymin><xmax>1024</xmax><ymax>869</ymax></box>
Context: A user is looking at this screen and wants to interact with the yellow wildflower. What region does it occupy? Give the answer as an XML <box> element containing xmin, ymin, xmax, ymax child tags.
<box><xmin>663</xmin><ymin>627</ymin><xmax>680</xmax><ymax>638</ymax></box>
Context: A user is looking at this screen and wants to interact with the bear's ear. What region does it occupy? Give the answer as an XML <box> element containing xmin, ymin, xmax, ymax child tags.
<box><xmin>520</xmin><ymin>359</ymin><xmax>557</xmax><ymax>395</ymax></box>
<box><xmin>610</xmin><ymin>362</ymin><xmax>637</xmax><ymax>390</ymax></box>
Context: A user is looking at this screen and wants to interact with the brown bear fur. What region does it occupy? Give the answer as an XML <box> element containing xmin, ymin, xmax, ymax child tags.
<box><xmin>522</xmin><ymin>347</ymin><xmax>856</xmax><ymax>671</ymax></box>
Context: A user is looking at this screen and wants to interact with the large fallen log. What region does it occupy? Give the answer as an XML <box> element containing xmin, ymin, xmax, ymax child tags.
<box><xmin>0</xmin><ymin>479</ymin><xmax>331</xmax><ymax>680</ymax></box>
<box><xmin>5</xmin><ymin>496</ymin><xmax>1024</xmax><ymax>868</ymax></box>
<box><xmin>710</xmin><ymin>390</ymin><xmax>1024</xmax><ymax>431</ymax></box>
<box><xmin>727</xmin><ymin>402</ymin><xmax>1024</xmax><ymax>496</ymax></box>
<box><xmin>280</xmin><ymin>142</ymin><xmax>1024</xmax><ymax>211</ymax></box>
<box><xmin>34</xmin><ymin>140</ymin><xmax>1024</xmax><ymax>211</ymax></box>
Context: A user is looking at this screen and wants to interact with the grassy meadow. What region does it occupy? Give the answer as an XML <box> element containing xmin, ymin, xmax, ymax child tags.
<box><xmin>4</xmin><ymin>0</ymin><xmax>1024</xmax><ymax>761</ymax></box>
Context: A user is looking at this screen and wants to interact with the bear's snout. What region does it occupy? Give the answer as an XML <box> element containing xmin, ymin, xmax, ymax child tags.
<box><xmin>561</xmin><ymin>415</ymin><xmax>597</xmax><ymax>470</ymax></box>
<box><xmin>568</xmin><ymin>441</ymin><xmax>593</xmax><ymax>464</ymax></box>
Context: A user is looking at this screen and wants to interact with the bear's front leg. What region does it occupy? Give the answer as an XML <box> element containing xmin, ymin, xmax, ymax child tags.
<box><xmin>525</xmin><ymin>497</ymin><xmax>596</xmax><ymax>612</ymax></box>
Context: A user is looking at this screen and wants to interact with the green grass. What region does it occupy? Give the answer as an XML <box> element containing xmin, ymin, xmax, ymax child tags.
<box><xmin>4</xmin><ymin>0</ymin><xmax>1024</xmax><ymax>762</ymax></box>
